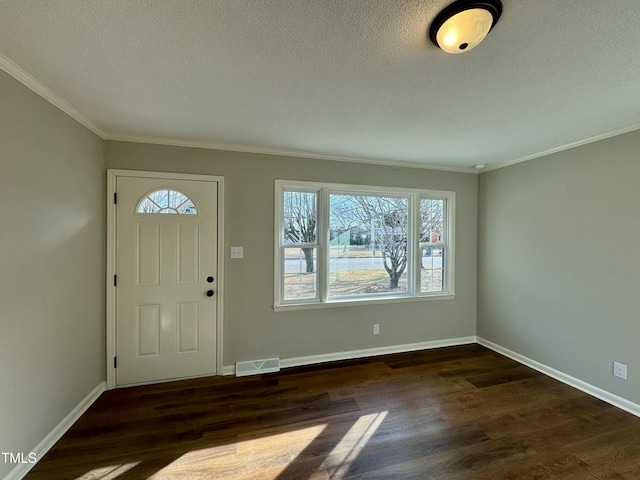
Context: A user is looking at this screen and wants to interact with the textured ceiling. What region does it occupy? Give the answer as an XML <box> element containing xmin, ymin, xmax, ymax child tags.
<box><xmin>1</xmin><ymin>0</ymin><xmax>639</xmax><ymax>171</ymax></box>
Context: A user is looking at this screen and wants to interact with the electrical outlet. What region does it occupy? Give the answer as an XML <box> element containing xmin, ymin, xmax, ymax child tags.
<box><xmin>613</xmin><ymin>361</ymin><xmax>628</xmax><ymax>380</ymax></box>
<box><xmin>373</xmin><ymin>324</ymin><xmax>380</xmax><ymax>335</ymax></box>
<box><xmin>230</xmin><ymin>246</ymin><xmax>244</xmax><ymax>259</ymax></box>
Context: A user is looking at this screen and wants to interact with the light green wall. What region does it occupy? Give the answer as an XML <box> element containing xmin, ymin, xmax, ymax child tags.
<box><xmin>0</xmin><ymin>71</ymin><xmax>105</xmax><ymax>477</ymax></box>
<box><xmin>106</xmin><ymin>142</ymin><xmax>478</xmax><ymax>366</ymax></box>
<box><xmin>478</xmin><ymin>129</ymin><xmax>640</xmax><ymax>404</ymax></box>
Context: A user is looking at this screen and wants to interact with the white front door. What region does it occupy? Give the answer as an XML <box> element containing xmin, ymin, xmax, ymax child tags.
<box><xmin>115</xmin><ymin>175</ymin><xmax>218</xmax><ymax>386</ymax></box>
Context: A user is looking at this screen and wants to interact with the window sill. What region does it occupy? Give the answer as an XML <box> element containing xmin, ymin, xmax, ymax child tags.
<box><xmin>273</xmin><ymin>293</ymin><xmax>455</xmax><ymax>312</ymax></box>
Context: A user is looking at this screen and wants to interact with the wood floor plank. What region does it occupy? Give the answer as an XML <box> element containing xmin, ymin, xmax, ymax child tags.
<box><xmin>24</xmin><ymin>345</ymin><xmax>640</xmax><ymax>479</ymax></box>
<box><xmin>347</xmin><ymin>436</ymin><xmax>533</xmax><ymax>480</ymax></box>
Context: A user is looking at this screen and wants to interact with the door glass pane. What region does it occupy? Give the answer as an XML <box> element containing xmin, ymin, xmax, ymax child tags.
<box><xmin>137</xmin><ymin>189</ymin><xmax>197</xmax><ymax>214</ymax></box>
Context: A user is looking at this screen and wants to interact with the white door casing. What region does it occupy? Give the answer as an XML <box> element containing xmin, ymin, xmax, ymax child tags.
<box><xmin>107</xmin><ymin>170</ymin><xmax>224</xmax><ymax>388</ymax></box>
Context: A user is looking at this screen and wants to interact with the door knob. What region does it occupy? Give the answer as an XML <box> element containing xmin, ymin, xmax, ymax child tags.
<box><xmin>206</xmin><ymin>290</ymin><xmax>215</xmax><ymax>297</ymax></box>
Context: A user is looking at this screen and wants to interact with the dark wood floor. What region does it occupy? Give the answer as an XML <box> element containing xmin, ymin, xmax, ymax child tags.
<box><xmin>26</xmin><ymin>344</ymin><xmax>640</xmax><ymax>479</ymax></box>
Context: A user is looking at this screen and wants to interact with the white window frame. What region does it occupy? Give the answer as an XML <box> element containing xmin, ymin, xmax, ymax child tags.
<box><xmin>274</xmin><ymin>180</ymin><xmax>455</xmax><ymax>311</ymax></box>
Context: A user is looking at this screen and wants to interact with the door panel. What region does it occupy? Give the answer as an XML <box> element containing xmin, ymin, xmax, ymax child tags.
<box><xmin>137</xmin><ymin>304</ymin><xmax>161</xmax><ymax>357</ymax></box>
<box><xmin>136</xmin><ymin>222</ymin><xmax>161</xmax><ymax>286</ymax></box>
<box><xmin>177</xmin><ymin>302</ymin><xmax>200</xmax><ymax>353</ymax></box>
<box><xmin>176</xmin><ymin>224</ymin><xmax>200</xmax><ymax>285</ymax></box>
<box><xmin>116</xmin><ymin>176</ymin><xmax>218</xmax><ymax>386</ymax></box>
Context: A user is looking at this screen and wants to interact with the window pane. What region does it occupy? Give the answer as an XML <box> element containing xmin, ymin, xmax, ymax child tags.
<box><xmin>283</xmin><ymin>247</ymin><xmax>317</xmax><ymax>301</ymax></box>
<box><xmin>283</xmin><ymin>191</ymin><xmax>317</xmax><ymax>244</ymax></box>
<box><xmin>421</xmin><ymin>247</ymin><xmax>444</xmax><ymax>293</ymax></box>
<box><xmin>329</xmin><ymin>194</ymin><xmax>408</xmax><ymax>296</ymax></box>
<box><xmin>420</xmin><ymin>199</ymin><xmax>445</xmax><ymax>293</ymax></box>
<box><xmin>420</xmin><ymin>199</ymin><xmax>444</xmax><ymax>243</ymax></box>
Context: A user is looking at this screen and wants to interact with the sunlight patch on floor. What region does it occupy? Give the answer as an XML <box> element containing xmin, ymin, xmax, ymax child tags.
<box><xmin>236</xmin><ymin>423</ymin><xmax>329</xmax><ymax>456</ymax></box>
<box><xmin>76</xmin><ymin>461</ymin><xmax>140</xmax><ymax>479</ymax></box>
<box><xmin>146</xmin><ymin>425</ymin><xmax>330</xmax><ymax>479</ymax></box>
<box><xmin>327</xmin><ymin>411</ymin><xmax>388</xmax><ymax>478</ymax></box>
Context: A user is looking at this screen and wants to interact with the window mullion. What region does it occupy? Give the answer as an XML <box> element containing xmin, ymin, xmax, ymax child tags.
<box><xmin>274</xmin><ymin>183</ymin><xmax>284</xmax><ymax>306</ymax></box>
<box><xmin>445</xmin><ymin>195</ymin><xmax>455</xmax><ymax>294</ymax></box>
<box><xmin>410</xmin><ymin>193</ymin><xmax>420</xmax><ymax>296</ymax></box>
<box><xmin>319</xmin><ymin>187</ymin><xmax>329</xmax><ymax>303</ymax></box>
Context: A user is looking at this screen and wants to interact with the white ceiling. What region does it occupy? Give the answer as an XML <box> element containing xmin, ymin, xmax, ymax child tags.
<box><xmin>1</xmin><ymin>0</ymin><xmax>639</xmax><ymax>171</ymax></box>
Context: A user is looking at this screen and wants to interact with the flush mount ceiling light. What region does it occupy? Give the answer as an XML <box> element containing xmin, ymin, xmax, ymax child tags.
<box><xmin>429</xmin><ymin>0</ymin><xmax>502</xmax><ymax>54</ymax></box>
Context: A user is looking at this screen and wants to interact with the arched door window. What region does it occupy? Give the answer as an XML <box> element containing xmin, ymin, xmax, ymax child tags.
<box><xmin>136</xmin><ymin>189</ymin><xmax>197</xmax><ymax>214</ymax></box>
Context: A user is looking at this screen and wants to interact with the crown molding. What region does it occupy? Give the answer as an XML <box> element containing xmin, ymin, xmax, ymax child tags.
<box><xmin>0</xmin><ymin>56</ymin><xmax>475</xmax><ymax>173</ymax></box>
<box><xmin>483</xmin><ymin>122</ymin><xmax>640</xmax><ymax>173</ymax></box>
<box><xmin>6</xmin><ymin>49</ymin><xmax>636</xmax><ymax>175</ymax></box>
<box><xmin>0</xmin><ymin>52</ymin><xmax>106</xmax><ymax>138</ymax></box>
<box><xmin>104</xmin><ymin>132</ymin><xmax>479</xmax><ymax>174</ymax></box>
<box><xmin>0</xmin><ymin>53</ymin><xmax>475</xmax><ymax>173</ymax></box>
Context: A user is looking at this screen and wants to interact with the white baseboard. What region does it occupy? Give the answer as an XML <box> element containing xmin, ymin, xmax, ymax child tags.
<box><xmin>222</xmin><ymin>336</ymin><xmax>477</xmax><ymax>376</ymax></box>
<box><xmin>5</xmin><ymin>381</ymin><xmax>106</xmax><ymax>480</ymax></box>
<box><xmin>477</xmin><ymin>337</ymin><xmax>640</xmax><ymax>418</ymax></box>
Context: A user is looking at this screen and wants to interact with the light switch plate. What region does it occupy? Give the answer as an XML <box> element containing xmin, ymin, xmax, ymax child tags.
<box><xmin>230</xmin><ymin>246</ymin><xmax>244</xmax><ymax>259</ymax></box>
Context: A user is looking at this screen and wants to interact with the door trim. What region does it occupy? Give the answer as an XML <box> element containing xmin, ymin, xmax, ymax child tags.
<box><xmin>106</xmin><ymin>169</ymin><xmax>225</xmax><ymax>389</ymax></box>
